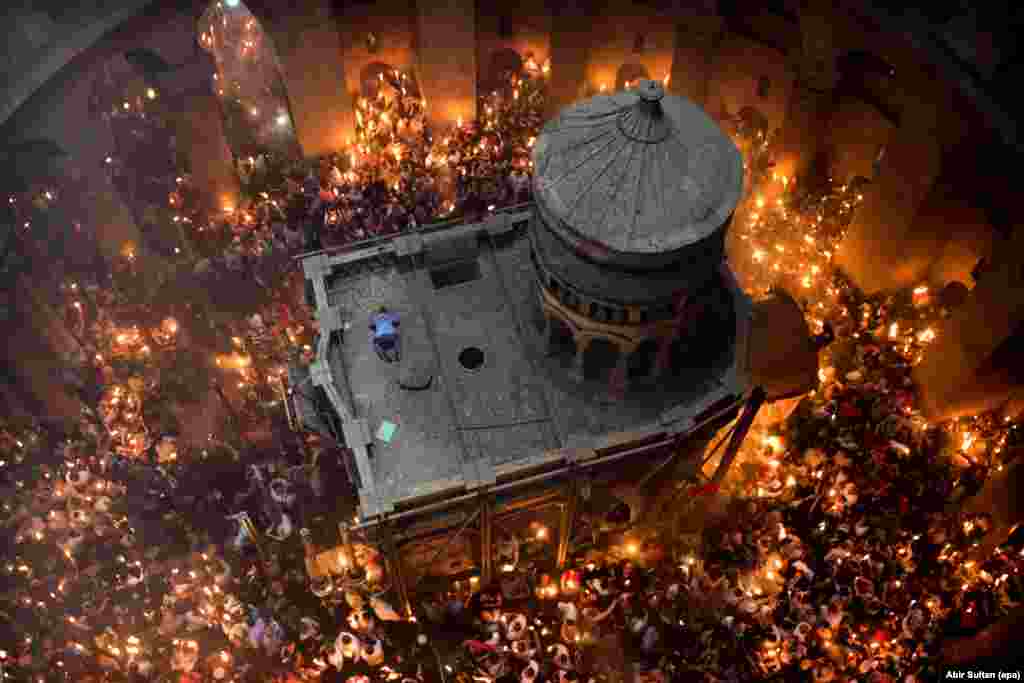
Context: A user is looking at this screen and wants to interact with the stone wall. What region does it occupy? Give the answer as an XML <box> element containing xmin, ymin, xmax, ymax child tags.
<box><xmin>585</xmin><ymin>0</ymin><xmax>676</xmax><ymax>92</ymax></box>
<box><xmin>414</xmin><ymin>0</ymin><xmax>478</xmax><ymax>129</ymax></box>
<box><xmin>476</xmin><ymin>0</ymin><xmax>551</xmax><ymax>93</ymax></box>
<box><xmin>705</xmin><ymin>33</ymin><xmax>793</xmax><ymax>129</ymax></box>
<box><xmin>264</xmin><ymin>0</ymin><xmax>355</xmax><ymax>157</ymax></box>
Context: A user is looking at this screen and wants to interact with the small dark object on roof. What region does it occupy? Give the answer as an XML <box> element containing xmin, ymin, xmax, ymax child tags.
<box><xmin>458</xmin><ymin>347</ymin><xmax>485</xmax><ymax>371</ymax></box>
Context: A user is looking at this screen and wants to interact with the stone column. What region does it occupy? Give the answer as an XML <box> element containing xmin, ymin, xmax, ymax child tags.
<box><xmin>6</xmin><ymin>312</ymin><xmax>82</xmax><ymax>422</ymax></box>
<box><xmin>913</xmin><ymin>228</ymin><xmax>1024</xmax><ymax>422</ymax></box>
<box><xmin>667</xmin><ymin>1</ymin><xmax>723</xmax><ymax>108</ymax></box>
<box><xmin>834</xmin><ymin>121</ymin><xmax>942</xmax><ymax>294</ymax></box>
<box><xmin>571</xmin><ymin>337</ymin><xmax>590</xmax><ymax>382</ymax></box>
<box><xmin>768</xmin><ymin>0</ymin><xmax>838</xmax><ymax>183</ymax></box>
<box><xmin>20</xmin><ymin>274</ymin><xmax>81</xmax><ymax>360</ymax></box>
<box><xmin>263</xmin><ymin>0</ymin><xmax>355</xmax><ymax>158</ymax></box>
<box><xmin>608</xmin><ymin>351</ymin><xmax>630</xmax><ymax>399</ymax></box>
<box><xmin>170</xmin><ymin>90</ymin><xmax>239</xmax><ymax>214</ymax></box>
<box><xmin>69</xmin><ymin>165</ymin><xmax>148</xmax><ymax>270</ymax></box>
<box><xmin>543</xmin><ymin>317</ymin><xmax>569</xmax><ymax>358</ymax></box>
<box><xmin>545</xmin><ymin>0</ymin><xmax>591</xmax><ymax>121</ymax></box>
<box><xmin>414</xmin><ymin>0</ymin><xmax>477</xmax><ymax>131</ymax></box>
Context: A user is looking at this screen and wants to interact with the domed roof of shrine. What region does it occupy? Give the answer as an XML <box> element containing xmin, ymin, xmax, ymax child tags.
<box><xmin>532</xmin><ymin>80</ymin><xmax>743</xmax><ymax>270</ymax></box>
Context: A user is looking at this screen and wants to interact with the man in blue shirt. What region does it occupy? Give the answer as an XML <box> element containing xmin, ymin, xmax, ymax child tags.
<box><xmin>370</xmin><ymin>306</ymin><xmax>401</xmax><ymax>362</ymax></box>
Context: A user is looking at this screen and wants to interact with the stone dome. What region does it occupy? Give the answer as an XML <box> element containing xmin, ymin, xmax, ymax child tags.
<box><xmin>532</xmin><ymin>79</ymin><xmax>744</xmax><ymax>270</ymax></box>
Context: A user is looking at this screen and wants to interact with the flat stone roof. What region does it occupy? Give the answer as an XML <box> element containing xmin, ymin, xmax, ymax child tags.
<box><xmin>304</xmin><ymin>215</ymin><xmax>750</xmax><ymax>517</ymax></box>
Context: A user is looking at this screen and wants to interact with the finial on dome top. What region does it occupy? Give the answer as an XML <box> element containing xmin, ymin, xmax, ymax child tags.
<box><xmin>636</xmin><ymin>79</ymin><xmax>665</xmax><ymax>103</ymax></box>
<box><xmin>618</xmin><ymin>79</ymin><xmax>669</xmax><ymax>143</ymax></box>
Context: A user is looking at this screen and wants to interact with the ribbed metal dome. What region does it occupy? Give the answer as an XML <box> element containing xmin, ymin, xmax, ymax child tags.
<box><xmin>532</xmin><ymin>80</ymin><xmax>743</xmax><ymax>270</ymax></box>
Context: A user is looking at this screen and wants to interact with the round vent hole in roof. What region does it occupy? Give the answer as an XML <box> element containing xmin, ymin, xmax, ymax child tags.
<box><xmin>458</xmin><ymin>347</ymin><xmax>485</xmax><ymax>371</ymax></box>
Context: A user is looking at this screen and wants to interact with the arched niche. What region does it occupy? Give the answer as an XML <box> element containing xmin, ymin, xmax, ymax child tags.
<box><xmin>734</xmin><ymin>105</ymin><xmax>771</xmax><ymax>142</ymax></box>
<box><xmin>615</xmin><ymin>63</ymin><xmax>650</xmax><ymax>92</ymax></box>
<box><xmin>483</xmin><ymin>47</ymin><xmax>524</xmax><ymax>95</ymax></box>
<box><xmin>198</xmin><ymin>0</ymin><xmax>301</xmax><ymax>160</ymax></box>
<box><xmin>358</xmin><ymin>61</ymin><xmax>407</xmax><ymax>98</ymax></box>
<box><xmin>582</xmin><ymin>337</ymin><xmax>620</xmax><ymax>382</ymax></box>
<box><xmin>825</xmin><ymin>95</ymin><xmax>896</xmax><ymax>184</ymax></box>
<box><xmin>627</xmin><ymin>339</ymin><xmax>659</xmax><ymax>380</ymax></box>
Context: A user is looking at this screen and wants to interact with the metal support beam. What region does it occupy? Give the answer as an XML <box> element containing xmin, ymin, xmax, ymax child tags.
<box><xmin>712</xmin><ymin>387</ymin><xmax>768</xmax><ymax>484</ymax></box>
<box><xmin>557</xmin><ymin>483</ymin><xmax>578</xmax><ymax>569</ymax></box>
<box><xmin>480</xmin><ymin>497</ymin><xmax>494</xmax><ymax>585</ymax></box>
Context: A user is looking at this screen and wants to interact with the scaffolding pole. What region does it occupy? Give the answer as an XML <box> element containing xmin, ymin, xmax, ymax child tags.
<box><xmin>557</xmin><ymin>483</ymin><xmax>577</xmax><ymax>568</ymax></box>
<box><xmin>711</xmin><ymin>386</ymin><xmax>768</xmax><ymax>485</ymax></box>
<box><xmin>480</xmin><ymin>497</ymin><xmax>494</xmax><ymax>585</ymax></box>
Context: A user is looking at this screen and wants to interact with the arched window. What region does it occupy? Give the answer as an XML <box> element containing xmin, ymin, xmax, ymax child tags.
<box><xmin>198</xmin><ymin>0</ymin><xmax>300</xmax><ymax>161</ymax></box>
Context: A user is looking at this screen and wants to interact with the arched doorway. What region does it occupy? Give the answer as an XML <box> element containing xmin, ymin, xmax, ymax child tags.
<box><xmin>627</xmin><ymin>339</ymin><xmax>659</xmax><ymax>380</ymax></box>
<box><xmin>582</xmin><ymin>338</ymin><xmax>619</xmax><ymax>381</ymax></box>
<box><xmin>615</xmin><ymin>63</ymin><xmax>650</xmax><ymax>91</ymax></box>
<box><xmin>198</xmin><ymin>0</ymin><xmax>301</xmax><ymax>160</ymax></box>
